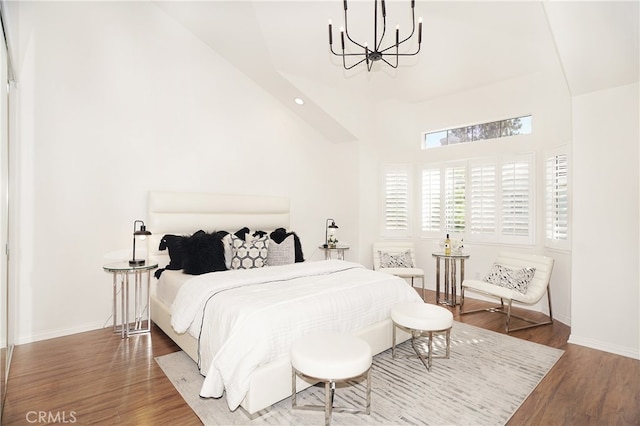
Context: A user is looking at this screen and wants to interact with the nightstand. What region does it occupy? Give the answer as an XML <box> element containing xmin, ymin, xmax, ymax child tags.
<box><xmin>103</xmin><ymin>261</ymin><xmax>158</xmax><ymax>338</ymax></box>
<box><xmin>319</xmin><ymin>245</ymin><xmax>350</xmax><ymax>260</ymax></box>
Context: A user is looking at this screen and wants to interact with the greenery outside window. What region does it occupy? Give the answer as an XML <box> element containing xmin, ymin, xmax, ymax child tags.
<box><xmin>423</xmin><ymin>115</ymin><xmax>532</xmax><ymax>149</ymax></box>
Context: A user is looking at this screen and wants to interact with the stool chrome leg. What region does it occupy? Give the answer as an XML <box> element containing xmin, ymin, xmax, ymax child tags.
<box><xmin>325</xmin><ymin>381</ymin><xmax>333</xmax><ymax>426</ymax></box>
<box><xmin>292</xmin><ymin>367</ymin><xmax>372</xmax><ymax>424</ymax></box>
<box><xmin>393</xmin><ymin>321</ymin><xmax>452</xmax><ymax>372</ymax></box>
<box><xmin>365</xmin><ymin>368</ymin><xmax>371</xmax><ymax>414</ymax></box>
<box><xmin>292</xmin><ymin>368</ymin><xmax>297</xmax><ymax>408</ymax></box>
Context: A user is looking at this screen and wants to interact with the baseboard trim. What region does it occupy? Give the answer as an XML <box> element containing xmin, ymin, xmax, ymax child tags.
<box><xmin>15</xmin><ymin>321</ymin><xmax>106</xmax><ymax>345</ymax></box>
<box><xmin>568</xmin><ymin>334</ymin><xmax>640</xmax><ymax>360</ymax></box>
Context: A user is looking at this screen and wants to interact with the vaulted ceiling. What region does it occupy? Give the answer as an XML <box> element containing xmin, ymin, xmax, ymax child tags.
<box><xmin>155</xmin><ymin>1</ymin><xmax>639</xmax><ymax>142</ymax></box>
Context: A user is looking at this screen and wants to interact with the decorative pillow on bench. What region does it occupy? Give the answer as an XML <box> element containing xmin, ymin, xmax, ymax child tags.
<box><xmin>378</xmin><ymin>250</ymin><xmax>414</xmax><ymax>268</ymax></box>
<box><xmin>483</xmin><ymin>263</ymin><xmax>536</xmax><ymax>294</ymax></box>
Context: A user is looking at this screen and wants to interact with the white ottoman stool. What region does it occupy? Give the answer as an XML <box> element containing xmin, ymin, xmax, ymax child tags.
<box><xmin>391</xmin><ymin>302</ymin><xmax>454</xmax><ymax>371</ymax></box>
<box><xmin>290</xmin><ymin>332</ymin><xmax>372</xmax><ymax>426</ymax></box>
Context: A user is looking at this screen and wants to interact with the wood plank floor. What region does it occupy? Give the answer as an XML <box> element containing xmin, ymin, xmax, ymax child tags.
<box><xmin>3</xmin><ymin>290</ymin><xmax>639</xmax><ymax>425</ymax></box>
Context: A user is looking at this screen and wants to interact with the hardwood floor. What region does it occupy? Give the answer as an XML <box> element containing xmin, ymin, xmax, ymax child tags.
<box><xmin>3</xmin><ymin>290</ymin><xmax>639</xmax><ymax>425</ymax></box>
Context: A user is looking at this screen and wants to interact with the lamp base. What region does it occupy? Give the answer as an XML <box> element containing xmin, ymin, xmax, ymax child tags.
<box><xmin>129</xmin><ymin>259</ymin><xmax>146</xmax><ymax>266</ymax></box>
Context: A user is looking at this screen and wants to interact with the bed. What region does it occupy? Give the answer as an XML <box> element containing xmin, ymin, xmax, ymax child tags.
<box><xmin>147</xmin><ymin>191</ymin><xmax>421</xmax><ymax>417</ymax></box>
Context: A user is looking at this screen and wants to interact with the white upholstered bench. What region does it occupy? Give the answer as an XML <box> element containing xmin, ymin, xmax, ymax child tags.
<box><xmin>290</xmin><ymin>332</ymin><xmax>372</xmax><ymax>426</ymax></box>
<box><xmin>391</xmin><ymin>302</ymin><xmax>454</xmax><ymax>371</ymax></box>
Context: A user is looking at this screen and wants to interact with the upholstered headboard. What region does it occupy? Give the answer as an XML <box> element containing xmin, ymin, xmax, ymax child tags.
<box><xmin>146</xmin><ymin>191</ymin><xmax>290</xmax><ymax>263</ymax></box>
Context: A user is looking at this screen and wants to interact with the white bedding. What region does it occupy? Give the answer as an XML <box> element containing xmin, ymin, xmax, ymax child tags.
<box><xmin>156</xmin><ymin>269</ymin><xmax>191</xmax><ymax>306</ymax></box>
<box><xmin>170</xmin><ymin>259</ymin><xmax>423</xmax><ymax>410</ymax></box>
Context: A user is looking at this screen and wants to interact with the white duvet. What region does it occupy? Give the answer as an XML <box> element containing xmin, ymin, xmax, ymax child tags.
<box><xmin>170</xmin><ymin>259</ymin><xmax>423</xmax><ymax>410</ymax></box>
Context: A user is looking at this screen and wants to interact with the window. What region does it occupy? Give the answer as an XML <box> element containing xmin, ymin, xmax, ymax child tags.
<box><xmin>422</xmin><ymin>115</ymin><xmax>532</xmax><ymax>149</ymax></box>
<box><xmin>381</xmin><ymin>164</ymin><xmax>411</xmax><ymax>236</ymax></box>
<box><xmin>545</xmin><ymin>151</ymin><xmax>569</xmax><ymax>249</ymax></box>
<box><xmin>501</xmin><ymin>158</ymin><xmax>533</xmax><ymax>243</ymax></box>
<box><xmin>469</xmin><ymin>159</ymin><xmax>497</xmax><ymax>240</ymax></box>
<box><xmin>444</xmin><ymin>165</ymin><xmax>466</xmax><ymax>232</ymax></box>
<box><xmin>420</xmin><ymin>168</ymin><xmax>440</xmax><ymax>232</ymax></box>
<box><xmin>420</xmin><ymin>154</ymin><xmax>534</xmax><ymax>245</ymax></box>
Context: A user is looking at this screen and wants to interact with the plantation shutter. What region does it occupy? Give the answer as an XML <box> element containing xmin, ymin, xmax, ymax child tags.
<box><xmin>444</xmin><ymin>165</ymin><xmax>466</xmax><ymax>233</ymax></box>
<box><xmin>501</xmin><ymin>157</ymin><xmax>532</xmax><ymax>242</ymax></box>
<box><xmin>545</xmin><ymin>153</ymin><xmax>569</xmax><ymax>242</ymax></box>
<box><xmin>469</xmin><ymin>160</ymin><xmax>497</xmax><ymax>239</ymax></box>
<box><xmin>382</xmin><ymin>164</ymin><xmax>411</xmax><ymax>235</ymax></box>
<box><xmin>421</xmin><ymin>168</ymin><xmax>441</xmax><ymax>232</ymax></box>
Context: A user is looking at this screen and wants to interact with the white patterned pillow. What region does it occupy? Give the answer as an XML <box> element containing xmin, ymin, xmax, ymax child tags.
<box><xmin>230</xmin><ymin>234</ymin><xmax>269</xmax><ymax>269</ymax></box>
<box><xmin>379</xmin><ymin>250</ymin><xmax>414</xmax><ymax>268</ymax></box>
<box><xmin>266</xmin><ymin>234</ymin><xmax>295</xmax><ymax>266</ymax></box>
<box><xmin>483</xmin><ymin>263</ymin><xmax>536</xmax><ymax>294</ymax></box>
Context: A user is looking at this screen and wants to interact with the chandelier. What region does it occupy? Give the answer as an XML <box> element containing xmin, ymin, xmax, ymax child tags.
<box><xmin>328</xmin><ymin>0</ymin><xmax>423</xmax><ymax>72</ymax></box>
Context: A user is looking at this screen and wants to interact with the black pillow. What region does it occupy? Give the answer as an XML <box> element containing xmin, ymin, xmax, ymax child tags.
<box><xmin>183</xmin><ymin>230</ymin><xmax>228</xmax><ymax>275</ymax></box>
<box><xmin>234</xmin><ymin>227</ymin><xmax>251</xmax><ymax>241</ymax></box>
<box><xmin>270</xmin><ymin>228</ymin><xmax>305</xmax><ymax>263</ymax></box>
<box><xmin>158</xmin><ymin>234</ymin><xmax>188</xmax><ymax>271</ymax></box>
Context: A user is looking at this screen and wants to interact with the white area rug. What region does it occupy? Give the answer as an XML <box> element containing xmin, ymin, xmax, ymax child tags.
<box><xmin>156</xmin><ymin>321</ymin><xmax>563</xmax><ymax>425</ymax></box>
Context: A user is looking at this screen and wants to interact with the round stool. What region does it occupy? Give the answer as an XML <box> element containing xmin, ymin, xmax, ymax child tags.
<box><xmin>391</xmin><ymin>302</ymin><xmax>454</xmax><ymax>371</ymax></box>
<box><xmin>290</xmin><ymin>332</ymin><xmax>372</xmax><ymax>426</ymax></box>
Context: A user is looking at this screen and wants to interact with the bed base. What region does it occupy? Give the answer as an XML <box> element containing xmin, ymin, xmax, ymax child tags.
<box><xmin>151</xmin><ymin>295</ymin><xmax>409</xmax><ymax>416</ymax></box>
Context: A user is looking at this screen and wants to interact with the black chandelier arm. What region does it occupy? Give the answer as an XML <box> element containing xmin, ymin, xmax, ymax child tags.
<box><xmin>379</xmin><ymin>42</ymin><xmax>421</xmax><ymax>57</ymax></box>
<box><xmin>344</xmin><ymin>55</ymin><xmax>369</xmax><ymax>70</ymax></box>
<box><xmin>330</xmin><ymin>45</ymin><xmax>372</xmax><ymax>58</ymax></box>
<box><xmin>378</xmin><ymin>7</ymin><xmax>417</xmax><ymax>54</ymax></box>
<box><xmin>375</xmin><ymin>14</ymin><xmax>388</xmax><ymax>52</ymax></box>
<box><xmin>343</xmin><ymin>9</ymin><xmax>367</xmax><ymax>51</ymax></box>
<box><xmin>395</xmin><ymin>45</ymin><xmax>422</xmax><ymax>57</ymax></box>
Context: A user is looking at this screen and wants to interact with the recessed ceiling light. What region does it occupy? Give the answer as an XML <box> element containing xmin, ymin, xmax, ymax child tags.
<box><xmin>293</xmin><ymin>97</ymin><xmax>305</xmax><ymax>106</ymax></box>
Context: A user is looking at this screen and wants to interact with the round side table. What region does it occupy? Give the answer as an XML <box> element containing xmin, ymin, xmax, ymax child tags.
<box><xmin>103</xmin><ymin>261</ymin><xmax>158</xmax><ymax>338</ymax></box>
<box><xmin>431</xmin><ymin>252</ymin><xmax>470</xmax><ymax>307</ymax></box>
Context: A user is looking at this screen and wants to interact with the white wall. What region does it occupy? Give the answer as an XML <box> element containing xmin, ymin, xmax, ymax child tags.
<box><xmin>13</xmin><ymin>2</ymin><xmax>360</xmax><ymax>343</ymax></box>
<box><xmin>357</xmin><ymin>69</ymin><xmax>574</xmax><ymax>325</ymax></box>
<box><xmin>570</xmin><ymin>82</ymin><xmax>640</xmax><ymax>359</ymax></box>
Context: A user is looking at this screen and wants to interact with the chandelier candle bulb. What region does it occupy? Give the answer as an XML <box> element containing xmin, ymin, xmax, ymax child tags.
<box><xmin>340</xmin><ymin>27</ymin><xmax>345</xmax><ymax>50</ymax></box>
<box><xmin>396</xmin><ymin>25</ymin><xmax>399</xmax><ymax>46</ymax></box>
<box><xmin>328</xmin><ymin>20</ymin><xmax>333</xmax><ymax>45</ymax></box>
<box><xmin>381</xmin><ymin>0</ymin><xmax>386</xmax><ymax>17</ymax></box>
<box><xmin>418</xmin><ymin>18</ymin><xmax>423</xmax><ymax>44</ymax></box>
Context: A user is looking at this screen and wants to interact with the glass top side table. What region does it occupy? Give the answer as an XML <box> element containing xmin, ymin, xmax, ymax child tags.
<box><xmin>319</xmin><ymin>245</ymin><xmax>350</xmax><ymax>260</ymax></box>
<box><xmin>431</xmin><ymin>252</ymin><xmax>470</xmax><ymax>307</ymax></box>
<box><xmin>103</xmin><ymin>261</ymin><xmax>158</xmax><ymax>338</ymax></box>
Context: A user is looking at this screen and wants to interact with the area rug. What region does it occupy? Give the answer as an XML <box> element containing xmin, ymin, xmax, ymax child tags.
<box><xmin>156</xmin><ymin>321</ymin><xmax>563</xmax><ymax>425</ymax></box>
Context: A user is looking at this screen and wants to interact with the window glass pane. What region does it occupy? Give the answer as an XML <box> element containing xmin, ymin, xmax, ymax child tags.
<box><xmin>480</xmin><ymin>121</ymin><xmax>501</xmax><ymax>140</ymax></box>
<box><xmin>501</xmin><ymin>116</ymin><xmax>532</xmax><ymax>137</ymax></box>
<box><xmin>423</xmin><ymin>115</ymin><xmax>532</xmax><ymax>149</ymax></box>
<box><xmin>424</xmin><ymin>131</ymin><xmax>447</xmax><ymax>148</ymax></box>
